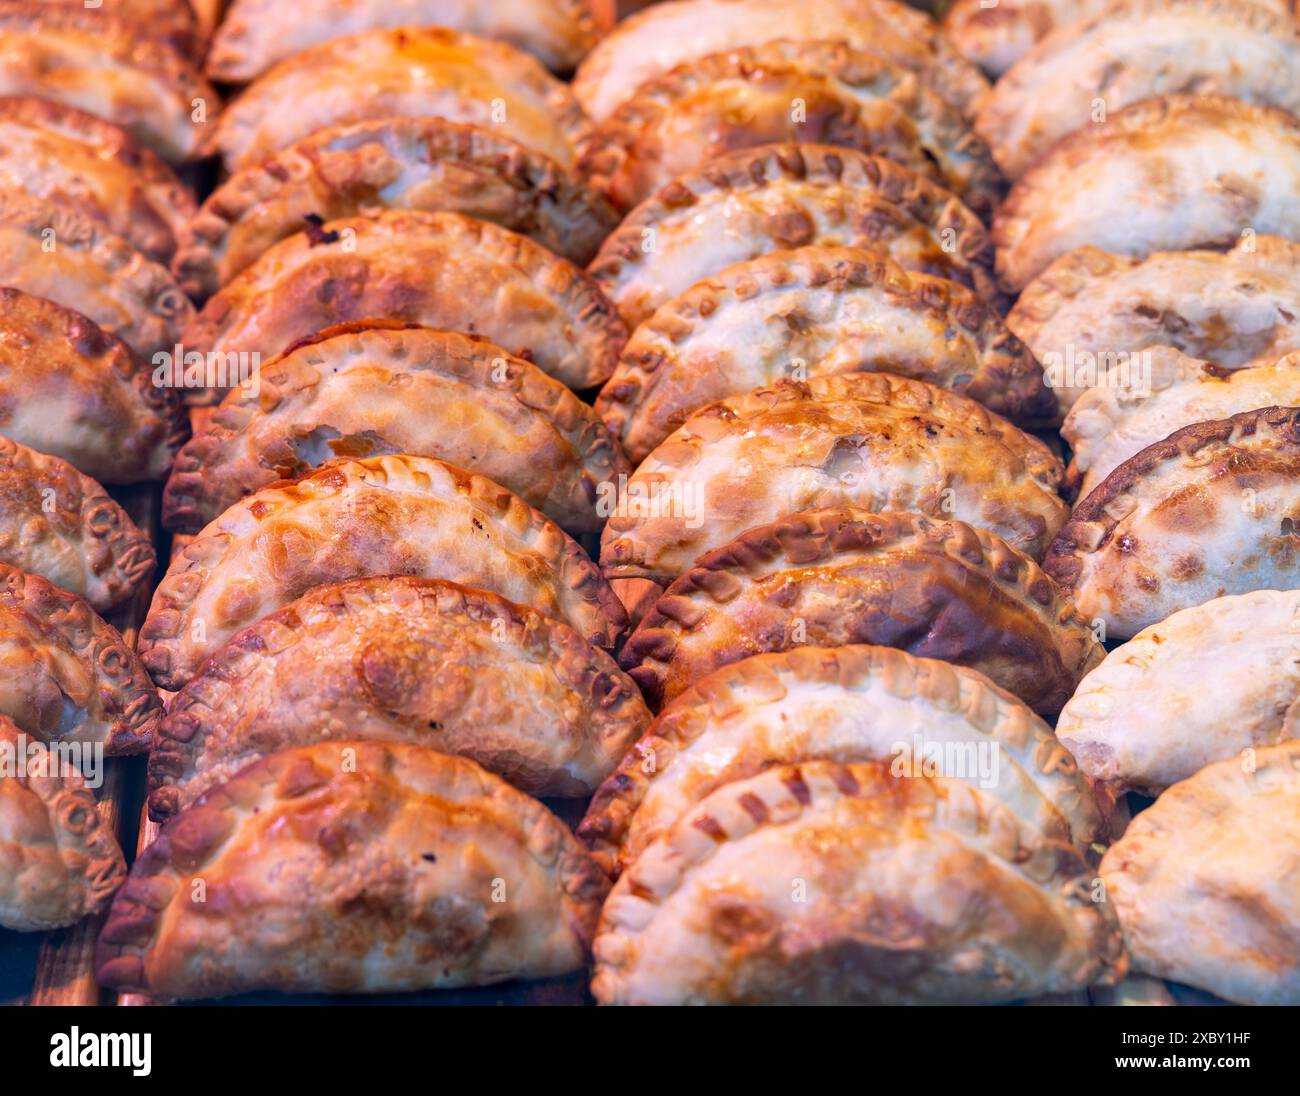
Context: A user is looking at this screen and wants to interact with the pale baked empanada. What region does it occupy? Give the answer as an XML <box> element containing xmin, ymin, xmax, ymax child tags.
<box><xmin>590</xmin><ymin>144</ymin><xmax>1002</xmax><ymax>331</ymax></box>
<box><xmin>0</xmin><ymin>563</ymin><xmax>160</xmax><ymax>754</ymax></box>
<box><xmin>0</xmin><ymin>289</ymin><xmax>186</xmax><ymax>484</ymax></box>
<box><xmin>98</xmin><ymin>742</ymin><xmax>610</xmax><ymax>999</ymax></box>
<box><xmin>598</xmin><ymin>246</ymin><xmax>1051</xmax><ymax>464</ymax></box>
<box><xmin>0</xmin><ymin>439</ymin><xmax>154</xmax><ymax>613</ymax></box>
<box><xmin>1100</xmin><ymin>740</ymin><xmax>1300</xmax><ymax>1005</ymax></box>
<box><xmin>175</xmin><ymin>117</ymin><xmax>617</xmax><ymax>299</ymax></box>
<box><xmin>163</xmin><ymin>323</ymin><xmax>627</xmax><ymax>536</ymax></box>
<box><xmin>0</xmin><ymin>3</ymin><xmax>216</xmax><ymax>161</ymax></box>
<box><xmin>620</xmin><ymin>509</ymin><xmax>1102</xmax><ymax>713</ymax></box>
<box><xmin>583</xmin><ymin>644</ymin><xmax>1108</xmax><ymax>877</ymax></box>
<box><xmin>0</xmin><ymin>191</ymin><xmax>193</xmax><ymax>361</ymax></box>
<box><xmin>592</xmin><ymin>760</ymin><xmax>1125</xmax><ymax>1004</ymax></box>
<box><xmin>994</xmin><ymin>95</ymin><xmax>1300</xmax><ymax>292</ymax></box>
<box><xmin>1059</xmin><ymin>591</ymin><xmax>1300</xmax><ymax>796</ymax></box>
<box><xmin>0</xmin><ymin>713</ymin><xmax>125</xmax><ymax>932</ymax></box>
<box><xmin>1064</xmin><ymin>347</ymin><xmax>1300</xmax><ymax>498</ymax></box>
<box><xmin>208</xmin><ymin>27</ymin><xmax>591</xmax><ymax>173</ymax></box>
<box><xmin>945</xmin><ymin>0</ymin><xmax>1296</xmax><ymax>78</ymax></box>
<box><xmin>975</xmin><ymin>0</ymin><xmax>1300</xmax><ymax>179</ymax></box>
<box><xmin>580</xmin><ymin>40</ymin><xmax>1004</xmax><ymax>217</ymax></box>
<box><xmin>149</xmin><ymin>577</ymin><xmax>650</xmax><ymax>819</ymax></box>
<box><xmin>182</xmin><ymin>210</ymin><xmax>625</xmax><ymax>395</ymax></box>
<box><xmin>572</xmin><ymin>0</ymin><xmax>989</xmax><ymax>122</ymax></box>
<box><xmin>140</xmin><ymin>455</ymin><xmax>627</xmax><ymax>689</ymax></box>
<box><xmin>1009</xmin><ymin>237</ymin><xmax>1300</xmax><ymax>417</ymax></box>
<box><xmin>209</xmin><ymin>0</ymin><xmax>612</xmax><ymax>81</ymax></box>
<box><xmin>0</xmin><ymin>96</ymin><xmax>195</xmax><ymax>264</ymax></box>
<box><xmin>1044</xmin><ymin>406</ymin><xmax>1300</xmax><ymax>640</ymax></box>
<box><xmin>600</xmin><ymin>373</ymin><xmax>1067</xmax><ymax>584</ymax></box>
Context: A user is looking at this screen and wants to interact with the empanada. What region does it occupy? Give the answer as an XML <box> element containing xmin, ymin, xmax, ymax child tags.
<box><xmin>149</xmin><ymin>576</ymin><xmax>650</xmax><ymax>818</ymax></box>
<box><xmin>600</xmin><ymin>373</ymin><xmax>1067</xmax><ymax>584</ymax></box>
<box><xmin>0</xmin><ymin>191</ymin><xmax>193</xmax><ymax>361</ymax></box>
<box><xmin>945</xmin><ymin>0</ymin><xmax>1296</xmax><ymax>78</ymax></box>
<box><xmin>974</xmin><ymin>0</ymin><xmax>1300</xmax><ymax>179</ymax></box>
<box><xmin>139</xmin><ymin>455</ymin><xmax>627</xmax><ymax>689</ymax></box>
<box><xmin>620</xmin><ymin>509</ymin><xmax>1102</xmax><ymax>712</ymax></box>
<box><xmin>0</xmin><ymin>3</ymin><xmax>217</xmax><ymax>161</ymax></box>
<box><xmin>174</xmin><ymin>117</ymin><xmax>617</xmax><ymax>299</ymax></box>
<box><xmin>1059</xmin><ymin>591</ymin><xmax>1300</xmax><ymax>796</ymax></box>
<box><xmin>1064</xmin><ymin>347</ymin><xmax>1300</xmax><ymax>498</ymax></box>
<box><xmin>208</xmin><ymin>0</ymin><xmax>613</xmax><ymax>81</ymax></box>
<box><xmin>572</xmin><ymin>0</ymin><xmax>989</xmax><ymax>122</ymax></box>
<box><xmin>0</xmin><ymin>439</ymin><xmax>154</xmax><ymax>613</ymax></box>
<box><xmin>163</xmin><ymin>323</ymin><xmax>628</xmax><ymax>536</ymax></box>
<box><xmin>582</xmin><ymin>644</ymin><xmax>1107</xmax><ymax>877</ymax></box>
<box><xmin>34</xmin><ymin>0</ymin><xmax>201</xmax><ymax>55</ymax></box>
<box><xmin>0</xmin><ymin>563</ymin><xmax>161</xmax><ymax>754</ymax></box>
<box><xmin>98</xmin><ymin>742</ymin><xmax>610</xmax><ymax>999</ymax></box>
<box><xmin>182</xmin><ymin>210</ymin><xmax>625</xmax><ymax>395</ymax></box>
<box><xmin>1100</xmin><ymin>739</ymin><xmax>1300</xmax><ymax>1005</ymax></box>
<box><xmin>592</xmin><ymin>760</ymin><xmax>1125</xmax><ymax>1004</ymax></box>
<box><xmin>0</xmin><ymin>96</ymin><xmax>195</xmax><ymax>264</ymax></box>
<box><xmin>994</xmin><ymin>95</ymin><xmax>1300</xmax><ymax>292</ymax></box>
<box><xmin>1009</xmin><ymin>237</ymin><xmax>1300</xmax><ymax>417</ymax></box>
<box><xmin>598</xmin><ymin>246</ymin><xmax>1051</xmax><ymax>464</ymax></box>
<box><xmin>580</xmin><ymin>40</ymin><xmax>1004</xmax><ymax>217</ymax></box>
<box><xmin>208</xmin><ymin>26</ymin><xmax>591</xmax><ymax>173</ymax></box>
<box><xmin>0</xmin><ymin>288</ymin><xmax>186</xmax><ymax>484</ymax></box>
<box><xmin>0</xmin><ymin>713</ymin><xmax>126</xmax><ymax>932</ymax></box>
<box><xmin>590</xmin><ymin>143</ymin><xmax>1002</xmax><ymax>331</ymax></box>
<box><xmin>1044</xmin><ymin>406</ymin><xmax>1300</xmax><ymax>640</ymax></box>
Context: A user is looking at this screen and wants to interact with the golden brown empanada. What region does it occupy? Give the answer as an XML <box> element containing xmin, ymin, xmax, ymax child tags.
<box><xmin>592</xmin><ymin>760</ymin><xmax>1125</xmax><ymax>1004</ymax></box>
<box><xmin>1064</xmin><ymin>347</ymin><xmax>1300</xmax><ymax>498</ymax></box>
<box><xmin>0</xmin><ymin>3</ymin><xmax>216</xmax><ymax>161</ymax></box>
<box><xmin>598</xmin><ymin>246</ymin><xmax>1051</xmax><ymax>464</ymax></box>
<box><xmin>163</xmin><ymin>323</ymin><xmax>627</xmax><ymax>536</ymax></box>
<box><xmin>148</xmin><ymin>576</ymin><xmax>650</xmax><ymax>819</ymax></box>
<box><xmin>208</xmin><ymin>26</ymin><xmax>591</xmax><ymax>173</ymax></box>
<box><xmin>0</xmin><ymin>563</ymin><xmax>160</xmax><ymax>754</ymax></box>
<box><xmin>0</xmin><ymin>713</ymin><xmax>125</xmax><ymax>932</ymax></box>
<box><xmin>0</xmin><ymin>191</ymin><xmax>192</xmax><ymax>361</ymax></box>
<box><xmin>993</xmin><ymin>95</ymin><xmax>1300</xmax><ymax>292</ymax></box>
<box><xmin>975</xmin><ymin>0</ymin><xmax>1300</xmax><ymax>179</ymax></box>
<box><xmin>1059</xmin><ymin>591</ymin><xmax>1300</xmax><ymax>796</ymax></box>
<box><xmin>580</xmin><ymin>40</ymin><xmax>1004</xmax><ymax>217</ymax></box>
<box><xmin>1009</xmin><ymin>237</ymin><xmax>1300</xmax><ymax>418</ymax></box>
<box><xmin>1044</xmin><ymin>406</ymin><xmax>1300</xmax><ymax>640</ymax></box>
<box><xmin>174</xmin><ymin>117</ymin><xmax>617</xmax><ymax>299</ymax></box>
<box><xmin>0</xmin><ymin>96</ymin><xmax>195</xmax><ymax>264</ymax></box>
<box><xmin>140</xmin><ymin>455</ymin><xmax>627</xmax><ymax>689</ymax></box>
<box><xmin>0</xmin><ymin>439</ymin><xmax>154</xmax><ymax>613</ymax></box>
<box><xmin>35</xmin><ymin>0</ymin><xmax>201</xmax><ymax>55</ymax></box>
<box><xmin>582</xmin><ymin>644</ymin><xmax>1108</xmax><ymax>877</ymax></box>
<box><xmin>590</xmin><ymin>143</ymin><xmax>1002</xmax><ymax>331</ymax></box>
<box><xmin>98</xmin><ymin>742</ymin><xmax>610</xmax><ymax>999</ymax></box>
<box><xmin>208</xmin><ymin>0</ymin><xmax>612</xmax><ymax>81</ymax></box>
<box><xmin>620</xmin><ymin>509</ymin><xmax>1102</xmax><ymax>713</ymax></box>
<box><xmin>182</xmin><ymin>210</ymin><xmax>625</xmax><ymax>396</ymax></box>
<box><xmin>572</xmin><ymin>0</ymin><xmax>989</xmax><ymax>123</ymax></box>
<box><xmin>600</xmin><ymin>373</ymin><xmax>1067</xmax><ymax>584</ymax></box>
<box><xmin>1100</xmin><ymin>739</ymin><xmax>1300</xmax><ymax>1005</ymax></box>
<box><xmin>945</xmin><ymin>0</ymin><xmax>1296</xmax><ymax>78</ymax></box>
<box><xmin>0</xmin><ymin>289</ymin><xmax>186</xmax><ymax>484</ymax></box>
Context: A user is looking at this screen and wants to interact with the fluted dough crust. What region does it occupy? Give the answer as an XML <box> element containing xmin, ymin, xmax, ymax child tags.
<box><xmin>599</xmin><ymin>373</ymin><xmax>1067</xmax><ymax>584</ymax></box>
<box><xmin>592</xmin><ymin>761</ymin><xmax>1125</xmax><ymax>1004</ymax></box>
<box><xmin>619</xmin><ymin>509</ymin><xmax>1102</xmax><ymax>713</ymax></box>
<box><xmin>98</xmin><ymin>742</ymin><xmax>610</xmax><ymax>999</ymax></box>
<box><xmin>163</xmin><ymin>322</ymin><xmax>628</xmax><ymax>536</ymax></box>
<box><xmin>139</xmin><ymin>455</ymin><xmax>627</xmax><ymax>689</ymax></box>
